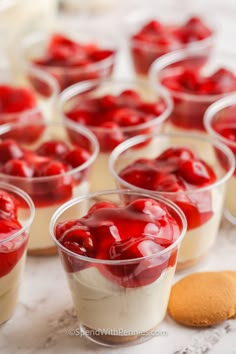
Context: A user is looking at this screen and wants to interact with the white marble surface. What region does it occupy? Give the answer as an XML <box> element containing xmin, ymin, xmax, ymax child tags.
<box><xmin>1</xmin><ymin>1</ymin><xmax>236</xmax><ymax>353</ymax></box>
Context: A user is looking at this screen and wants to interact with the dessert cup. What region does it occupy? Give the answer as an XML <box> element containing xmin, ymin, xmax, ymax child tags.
<box><xmin>127</xmin><ymin>10</ymin><xmax>214</xmax><ymax>80</ymax></box>
<box><xmin>20</xmin><ymin>29</ymin><xmax>117</xmax><ymax>91</ymax></box>
<box><xmin>109</xmin><ymin>133</ymin><xmax>235</xmax><ymax>269</ymax></box>
<box><xmin>59</xmin><ymin>78</ymin><xmax>172</xmax><ymax>191</ymax></box>
<box><xmin>50</xmin><ymin>189</ymin><xmax>186</xmax><ymax>346</ymax></box>
<box><xmin>150</xmin><ymin>49</ymin><xmax>236</xmax><ymax>133</ymax></box>
<box><xmin>204</xmin><ymin>94</ymin><xmax>236</xmax><ymax>224</ymax></box>
<box><xmin>0</xmin><ymin>66</ymin><xmax>59</xmax><ymax>125</ymax></box>
<box><xmin>0</xmin><ymin>182</ymin><xmax>35</xmax><ymax>324</ymax></box>
<box><xmin>0</xmin><ymin>120</ymin><xmax>98</xmax><ymax>255</ymax></box>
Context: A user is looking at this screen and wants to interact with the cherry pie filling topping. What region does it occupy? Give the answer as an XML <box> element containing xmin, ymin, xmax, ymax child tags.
<box><xmin>213</xmin><ymin>117</ymin><xmax>236</xmax><ymax>175</ymax></box>
<box><xmin>65</xmin><ymin>89</ymin><xmax>166</xmax><ymax>152</ymax></box>
<box><xmin>0</xmin><ymin>139</ymin><xmax>91</xmax><ymax>206</ymax></box>
<box><xmin>32</xmin><ymin>34</ymin><xmax>116</xmax><ymax>90</ymax></box>
<box><xmin>0</xmin><ymin>190</ymin><xmax>27</xmax><ymax>278</ymax></box>
<box><xmin>161</xmin><ymin>67</ymin><xmax>236</xmax><ymax>130</ymax></box>
<box><xmin>119</xmin><ymin>147</ymin><xmax>217</xmax><ymax>230</ymax></box>
<box><xmin>0</xmin><ymin>85</ymin><xmax>42</xmax><ymax>124</ymax></box>
<box><xmin>131</xmin><ymin>16</ymin><xmax>213</xmax><ymax>75</ymax></box>
<box><xmin>56</xmin><ymin>198</ymin><xmax>181</xmax><ymax>288</ymax></box>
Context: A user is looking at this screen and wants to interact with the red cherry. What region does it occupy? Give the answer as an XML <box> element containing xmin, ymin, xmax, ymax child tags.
<box><xmin>90</xmin><ymin>49</ymin><xmax>114</xmax><ymax>62</ymax></box>
<box><xmin>99</xmin><ymin>95</ymin><xmax>118</xmax><ymax>110</ymax></box>
<box><xmin>38</xmin><ymin>161</ymin><xmax>68</xmax><ymax>177</ymax></box>
<box><xmin>119</xmin><ymin>89</ymin><xmax>141</xmax><ymax>106</ymax></box>
<box><xmin>143</xmin><ymin>20</ymin><xmax>163</xmax><ymax>33</ymax></box>
<box><xmin>56</xmin><ymin>219</ymin><xmax>82</xmax><ymax>240</ymax></box>
<box><xmin>178</xmin><ymin>159</ymin><xmax>215</xmax><ymax>185</ymax></box>
<box><xmin>183</xmin><ymin>16</ymin><xmax>213</xmax><ymax>41</ymax></box>
<box><xmin>0</xmin><ymin>139</ymin><xmax>24</xmax><ymax>164</ymax></box>
<box><xmin>140</xmin><ymin>100</ymin><xmax>166</xmax><ymax>116</ymax></box>
<box><xmin>65</xmin><ymin>147</ymin><xmax>91</xmax><ymax>168</ymax></box>
<box><xmin>0</xmin><ymin>218</ymin><xmax>22</xmax><ymax>239</ymax></box>
<box><xmin>2</xmin><ymin>159</ymin><xmax>33</xmax><ymax>177</ymax></box>
<box><xmin>60</xmin><ymin>225</ymin><xmax>94</xmax><ymax>256</ymax></box>
<box><xmin>47</xmin><ymin>34</ymin><xmax>82</xmax><ymax>61</ymax></box>
<box><xmin>157</xmin><ymin>147</ymin><xmax>195</xmax><ymax>161</ymax></box>
<box><xmin>112</xmin><ymin>108</ymin><xmax>144</xmax><ymax>127</ymax></box>
<box><xmin>0</xmin><ymin>85</ymin><xmax>37</xmax><ymax>113</ymax></box>
<box><xmin>98</xmin><ymin>121</ymin><xmax>124</xmax><ymax>151</ymax></box>
<box><xmin>36</xmin><ymin>140</ymin><xmax>70</xmax><ymax>160</ymax></box>
<box><xmin>176</xmin><ymin>198</ymin><xmax>213</xmax><ymax>230</ymax></box>
<box><xmin>0</xmin><ymin>190</ymin><xmax>17</xmax><ymax>220</ymax></box>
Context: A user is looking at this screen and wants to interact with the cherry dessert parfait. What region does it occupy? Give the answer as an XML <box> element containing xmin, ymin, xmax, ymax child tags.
<box><xmin>21</xmin><ymin>32</ymin><xmax>116</xmax><ymax>91</ymax></box>
<box><xmin>109</xmin><ymin>134</ymin><xmax>235</xmax><ymax>270</ymax></box>
<box><xmin>204</xmin><ymin>94</ymin><xmax>236</xmax><ymax>223</ymax></box>
<box><xmin>129</xmin><ymin>15</ymin><xmax>213</xmax><ymax>78</ymax></box>
<box><xmin>0</xmin><ymin>66</ymin><xmax>58</xmax><ymax>125</ymax></box>
<box><xmin>0</xmin><ymin>121</ymin><xmax>98</xmax><ymax>255</ymax></box>
<box><xmin>60</xmin><ymin>79</ymin><xmax>172</xmax><ymax>191</ymax></box>
<box><xmin>0</xmin><ymin>183</ymin><xmax>34</xmax><ymax>325</ymax></box>
<box><xmin>150</xmin><ymin>49</ymin><xmax>236</xmax><ymax>132</ymax></box>
<box><xmin>50</xmin><ymin>189</ymin><xmax>186</xmax><ymax>346</ymax></box>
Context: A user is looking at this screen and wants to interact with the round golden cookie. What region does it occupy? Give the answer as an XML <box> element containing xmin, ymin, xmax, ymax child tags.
<box><xmin>168</xmin><ymin>271</ymin><xmax>236</xmax><ymax>327</ymax></box>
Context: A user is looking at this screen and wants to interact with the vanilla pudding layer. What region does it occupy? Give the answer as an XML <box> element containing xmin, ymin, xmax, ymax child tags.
<box><xmin>0</xmin><ymin>254</ymin><xmax>26</xmax><ymax>325</ymax></box>
<box><xmin>19</xmin><ymin>181</ymin><xmax>89</xmax><ymax>251</ymax></box>
<box><xmin>225</xmin><ymin>176</ymin><xmax>236</xmax><ymax>218</ymax></box>
<box><xmin>177</xmin><ymin>188</ymin><xmax>224</xmax><ymax>264</ymax></box>
<box><xmin>68</xmin><ymin>266</ymin><xmax>175</xmax><ymax>332</ymax></box>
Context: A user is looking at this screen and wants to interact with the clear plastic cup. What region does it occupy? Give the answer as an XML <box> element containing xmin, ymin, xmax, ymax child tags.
<box><xmin>59</xmin><ymin>78</ymin><xmax>172</xmax><ymax>191</ymax></box>
<box><xmin>50</xmin><ymin>189</ymin><xmax>186</xmax><ymax>346</ymax></box>
<box><xmin>20</xmin><ymin>29</ymin><xmax>117</xmax><ymax>91</ymax></box>
<box><xmin>204</xmin><ymin>94</ymin><xmax>236</xmax><ymax>224</ymax></box>
<box><xmin>0</xmin><ymin>66</ymin><xmax>59</xmax><ymax>125</ymax></box>
<box><xmin>109</xmin><ymin>133</ymin><xmax>235</xmax><ymax>270</ymax></box>
<box><xmin>0</xmin><ymin>182</ymin><xmax>35</xmax><ymax>325</ymax></box>
<box><xmin>150</xmin><ymin>49</ymin><xmax>236</xmax><ymax>132</ymax></box>
<box><xmin>127</xmin><ymin>10</ymin><xmax>214</xmax><ymax>79</ymax></box>
<box><xmin>0</xmin><ymin>120</ymin><xmax>99</xmax><ymax>255</ymax></box>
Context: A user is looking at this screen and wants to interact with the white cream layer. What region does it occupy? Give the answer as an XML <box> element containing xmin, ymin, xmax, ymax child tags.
<box><xmin>177</xmin><ymin>187</ymin><xmax>224</xmax><ymax>263</ymax></box>
<box><xmin>225</xmin><ymin>175</ymin><xmax>236</xmax><ymax>219</ymax></box>
<box><xmin>0</xmin><ymin>254</ymin><xmax>25</xmax><ymax>325</ymax></box>
<box><xmin>67</xmin><ymin>266</ymin><xmax>175</xmax><ymax>332</ymax></box>
<box><xmin>21</xmin><ymin>181</ymin><xmax>89</xmax><ymax>251</ymax></box>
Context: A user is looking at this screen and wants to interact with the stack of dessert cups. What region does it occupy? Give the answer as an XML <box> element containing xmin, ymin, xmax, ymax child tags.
<box><xmin>149</xmin><ymin>48</ymin><xmax>236</xmax><ymax>134</ymax></box>
<box><xmin>204</xmin><ymin>94</ymin><xmax>236</xmax><ymax>224</ymax></box>
<box><xmin>126</xmin><ymin>10</ymin><xmax>214</xmax><ymax>81</ymax></box>
<box><xmin>0</xmin><ymin>120</ymin><xmax>99</xmax><ymax>255</ymax></box>
<box><xmin>59</xmin><ymin>78</ymin><xmax>172</xmax><ymax>191</ymax></box>
<box><xmin>0</xmin><ymin>182</ymin><xmax>35</xmax><ymax>325</ymax></box>
<box><xmin>20</xmin><ymin>28</ymin><xmax>117</xmax><ymax>92</ymax></box>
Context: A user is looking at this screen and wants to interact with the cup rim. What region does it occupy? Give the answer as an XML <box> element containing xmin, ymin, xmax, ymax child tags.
<box><xmin>109</xmin><ymin>132</ymin><xmax>236</xmax><ymax>195</ymax></box>
<box><xmin>59</xmin><ymin>78</ymin><xmax>173</xmax><ymax>133</ymax></box>
<box><xmin>149</xmin><ymin>48</ymin><xmax>236</xmax><ymax>103</ymax></box>
<box><xmin>49</xmin><ymin>188</ymin><xmax>187</xmax><ymax>265</ymax></box>
<box><xmin>20</xmin><ymin>31</ymin><xmax>116</xmax><ymax>74</ymax></box>
<box><xmin>204</xmin><ymin>93</ymin><xmax>236</xmax><ymax>148</ymax></box>
<box><xmin>0</xmin><ymin>65</ymin><xmax>59</xmax><ymax>121</ymax></box>
<box><xmin>0</xmin><ymin>182</ymin><xmax>35</xmax><ymax>245</ymax></box>
<box><xmin>127</xmin><ymin>9</ymin><xmax>215</xmax><ymax>53</ymax></box>
<box><xmin>0</xmin><ymin>120</ymin><xmax>99</xmax><ymax>182</ymax></box>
